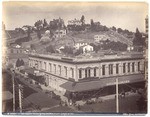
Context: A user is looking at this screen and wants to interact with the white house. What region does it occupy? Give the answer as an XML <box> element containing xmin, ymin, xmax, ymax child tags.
<box><xmin>127</xmin><ymin>46</ymin><xmax>134</xmax><ymax>52</ymax></box>
<box><xmin>54</xmin><ymin>29</ymin><xmax>66</xmax><ymax>38</ymax></box>
<box><xmin>68</xmin><ymin>19</ymin><xmax>82</xmax><ymax>26</ymax></box>
<box><xmin>74</xmin><ymin>42</ymin><xmax>88</xmax><ymax>49</ymax></box>
<box><xmin>82</xmin><ymin>45</ymin><xmax>93</xmax><ymax>53</ymax></box>
<box><xmin>94</xmin><ymin>35</ymin><xmax>109</xmax><ymax>43</ymax></box>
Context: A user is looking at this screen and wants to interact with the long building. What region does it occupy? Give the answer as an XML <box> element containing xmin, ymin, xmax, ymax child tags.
<box><xmin>28</xmin><ymin>52</ymin><xmax>146</xmax><ymax>101</ymax></box>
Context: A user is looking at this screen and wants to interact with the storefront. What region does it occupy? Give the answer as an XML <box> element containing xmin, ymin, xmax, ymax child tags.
<box><xmin>60</xmin><ymin>73</ymin><xmax>145</xmax><ymax>101</ymax></box>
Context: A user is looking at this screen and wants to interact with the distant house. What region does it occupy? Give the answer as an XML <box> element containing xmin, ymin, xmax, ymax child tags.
<box><xmin>7</xmin><ymin>44</ymin><xmax>25</xmax><ymax>54</ymax></box>
<box><xmin>82</xmin><ymin>45</ymin><xmax>94</xmax><ymax>53</ymax></box>
<box><xmin>22</xmin><ymin>27</ymin><xmax>28</xmax><ymax>31</ymax></box>
<box><xmin>54</xmin><ymin>29</ymin><xmax>66</xmax><ymax>38</ymax></box>
<box><xmin>5</xmin><ymin>45</ymin><xmax>28</xmax><ymax>68</ymax></box>
<box><xmin>127</xmin><ymin>46</ymin><xmax>134</xmax><ymax>52</ymax></box>
<box><xmin>94</xmin><ymin>35</ymin><xmax>109</xmax><ymax>43</ymax></box>
<box><xmin>74</xmin><ymin>42</ymin><xmax>88</xmax><ymax>49</ymax></box>
<box><xmin>68</xmin><ymin>19</ymin><xmax>82</xmax><ymax>26</ymax></box>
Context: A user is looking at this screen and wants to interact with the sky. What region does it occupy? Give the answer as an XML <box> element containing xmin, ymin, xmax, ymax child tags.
<box><xmin>2</xmin><ymin>2</ymin><xmax>148</xmax><ymax>32</ymax></box>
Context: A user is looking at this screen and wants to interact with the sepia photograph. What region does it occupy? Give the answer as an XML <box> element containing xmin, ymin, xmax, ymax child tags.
<box><xmin>2</xmin><ymin>1</ymin><xmax>148</xmax><ymax>115</ymax></box>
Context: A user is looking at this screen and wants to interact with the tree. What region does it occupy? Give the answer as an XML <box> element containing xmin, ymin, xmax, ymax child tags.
<box><xmin>90</xmin><ymin>19</ymin><xmax>94</xmax><ymax>27</ymax></box>
<box><xmin>22</xmin><ymin>25</ymin><xmax>32</xmax><ymax>41</ymax></box>
<box><xmin>117</xmin><ymin>28</ymin><xmax>123</xmax><ymax>33</ymax></box>
<box><xmin>133</xmin><ymin>28</ymin><xmax>145</xmax><ymax>46</ymax></box>
<box><xmin>43</xmin><ymin>19</ymin><xmax>48</xmax><ymax>28</ymax></box>
<box><xmin>16</xmin><ymin>59</ymin><xmax>21</xmax><ymax>67</ymax></box>
<box><xmin>46</xmin><ymin>45</ymin><xmax>55</xmax><ymax>53</ymax></box>
<box><xmin>80</xmin><ymin>15</ymin><xmax>85</xmax><ymax>25</ymax></box>
<box><xmin>61</xmin><ymin>46</ymin><xmax>74</xmax><ymax>55</ymax></box>
<box><xmin>90</xmin><ymin>43</ymin><xmax>100</xmax><ymax>53</ymax></box>
<box><xmin>30</xmin><ymin>44</ymin><xmax>36</xmax><ymax>50</ymax></box>
<box><xmin>20</xmin><ymin>59</ymin><xmax>24</xmax><ymax>66</ymax></box>
<box><xmin>112</xmin><ymin>26</ymin><xmax>116</xmax><ymax>31</ymax></box>
<box><xmin>34</xmin><ymin>20</ymin><xmax>43</xmax><ymax>39</ymax></box>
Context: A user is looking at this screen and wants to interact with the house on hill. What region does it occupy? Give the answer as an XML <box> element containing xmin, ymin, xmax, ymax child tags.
<box><xmin>94</xmin><ymin>34</ymin><xmax>110</xmax><ymax>43</ymax></box>
<box><xmin>74</xmin><ymin>42</ymin><xmax>88</xmax><ymax>49</ymax></box>
<box><xmin>68</xmin><ymin>18</ymin><xmax>82</xmax><ymax>26</ymax></box>
<box><xmin>54</xmin><ymin>29</ymin><xmax>66</xmax><ymax>38</ymax></box>
<box><xmin>82</xmin><ymin>45</ymin><xmax>94</xmax><ymax>53</ymax></box>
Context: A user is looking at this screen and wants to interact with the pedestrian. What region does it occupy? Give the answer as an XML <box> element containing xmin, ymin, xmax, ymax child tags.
<box><xmin>64</xmin><ymin>100</ymin><xmax>67</xmax><ymax>106</ymax></box>
<box><xmin>91</xmin><ymin>108</ymin><xmax>94</xmax><ymax>112</ymax></box>
<box><xmin>122</xmin><ymin>91</ymin><xmax>125</xmax><ymax>98</ymax></box>
<box><xmin>59</xmin><ymin>100</ymin><xmax>62</xmax><ymax>106</ymax></box>
<box><xmin>77</xmin><ymin>104</ymin><xmax>81</xmax><ymax>111</ymax></box>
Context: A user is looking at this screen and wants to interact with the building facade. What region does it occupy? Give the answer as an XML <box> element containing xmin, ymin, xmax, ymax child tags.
<box><xmin>74</xmin><ymin>42</ymin><xmax>88</xmax><ymax>49</ymax></box>
<box><xmin>5</xmin><ymin>46</ymin><xmax>28</xmax><ymax>68</ymax></box>
<box><xmin>54</xmin><ymin>29</ymin><xmax>66</xmax><ymax>38</ymax></box>
<box><xmin>68</xmin><ymin>19</ymin><xmax>82</xmax><ymax>26</ymax></box>
<box><xmin>94</xmin><ymin>34</ymin><xmax>110</xmax><ymax>43</ymax></box>
<box><xmin>82</xmin><ymin>45</ymin><xmax>94</xmax><ymax>53</ymax></box>
<box><xmin>28</xmin><ymin>52</ymin><xmax>145</xmax><ymax>99</ymax></box>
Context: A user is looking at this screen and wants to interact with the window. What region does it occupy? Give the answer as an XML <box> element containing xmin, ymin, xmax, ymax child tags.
<box><xmin>102</xmin><ymin>65</ymin><xmax>105</xmax><ymax>75</ymax></box>
<box><xmin>64</xmin><ymin>66</ymin><xmax>67</xmax><ymax>77</ymax></box>
<box><xmin>49</xmin><ymin>63</ymin><xmax>52</xmax><ymax>72</ymax></box>
<box><xmin>132</xmin><ymin>62</ymin><xmax>135</xmax><ymax>72</ymax></box>
<box><xmin>138</xmin><ymin>62</ymin><xmax>140</xmax><ymax>71</ymax></box>
<box><xmin>44</xmin><ymin>62</ymin><xmax>47</xmax><ymax>71</ymax></box>
<box><xmin>123</xmin><ymin>63</ymin><xmax>126</xmax><ymax>73</ymax></box>
<box><xmin>79</xmin><ymin>69</ymin><xmax>82</xmax><ymax>78</ymax></box>
<box><xmin>11</xmin><ymin>49</ymin><xmax>13</xmax><ymax>53</ymax></box>
<box><xmin>88</xmin><ymin>69</ymin><xmax>91</xmax><ymax>77</ymax></box>
<box><xmin>128</xmin><ymin>63</ymin><xmax>130</xmax><ymax>73</ymax></box>
<box><xmin>116</xmin><ymin>64</ymin><xmax>119</xmax><ymax>74</ymax></box>
<box><xmin>94</xmin><ymin>68</ymin><xmax>97</xmax><ymax>77</ymax></box>
<box><xmin>71</xmin><ymin>68</ymin><xmax>74</xmax><ymax>78</ymax></box>
<box><xmin>85</xmin><ymin>69</ymin><xmax>87</xmax><ymax>78</ymax></box>
<box><xmin>40</xmin><ymin>61</ymin><xmax>42</xmax><ymax>69</ymax></box>
<box><xmin>54</xmin><ymin>64</ymin><xmax>56</xmax><ymax>74</ymax></box>
<box><xmin>109</xmin><ymin>64</ymin><xmax>113</xmax><ymax>75</ymax></box>
<box><xmin>58</xmin><ymin>65</ymin><xmax>61</xmax><ymax>75</ymax></box>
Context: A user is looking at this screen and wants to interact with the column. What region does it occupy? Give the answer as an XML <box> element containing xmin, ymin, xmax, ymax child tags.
<box><xmin>91</xmin><ymin>68</ymin><xmax>94</xmax><ymax>77</ymax></box>
<box><xmin>99</xmin><ymin>66</ymin><xmax>101</xmax><ymax>78</ymax></box>
<box><xmin>113</xmin><ymin>64</ymin><xmax>116</xmax><ymax>76</ymax></box>
<box><xmin>125</xmin><ymin>63</ymin><xmax>128</xmax><ymax>74</ymax></box>
<box><xmin>105</xmin><ymin>64</ymin><xmax>109</xmax><ymax>77</ymax></box>
<box><xmin>119</xmin><ymin>63</ymin><xmax>123</xmax><ymax>75</ymax></box>
<box><xmin>135</xmin><ymin>62</ymin><xmax>138</xmax><ymax>73</ymax></box>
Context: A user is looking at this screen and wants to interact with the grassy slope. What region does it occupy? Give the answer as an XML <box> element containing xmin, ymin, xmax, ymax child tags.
<box><xmin>21</xmin><ymin>29</ymin><xmax>133</xmax><ymax>53</ymax></box>
<box><xmin>68</xmin><ymin>29</ymin><xmax>133</xmax><ymax>46</ymax></box>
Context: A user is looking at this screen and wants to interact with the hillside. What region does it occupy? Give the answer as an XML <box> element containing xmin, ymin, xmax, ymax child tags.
<box><xmin>68</xmin><ymin>29</ymin><xmax>133</xmax><ymax>46</ymax></box>
<box><xmin>20</xmin><ymin>28</ymin><xmax>133</xmax><ymax>54</ymax></box>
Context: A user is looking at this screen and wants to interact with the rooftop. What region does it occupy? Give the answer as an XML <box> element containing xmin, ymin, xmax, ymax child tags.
<box><xmin>29</xmin><ymin>51</ymin><xmax>144</xmax><ymax>63</ymax></box>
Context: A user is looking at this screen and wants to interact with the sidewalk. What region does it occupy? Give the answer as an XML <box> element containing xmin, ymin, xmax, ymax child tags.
<box><xmin>15</xmin><ymin>75</ymin><xmax>60</xmax><ymax>110</ymax></box>
<box><xmin>15</xmin><ymin>70</ymin><xmax>140</xmax><ymax>112</ymax></box>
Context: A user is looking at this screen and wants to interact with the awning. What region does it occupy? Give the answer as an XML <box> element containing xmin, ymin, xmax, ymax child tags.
<box><xmin>60</xmin><ymin>73</ymin><xmax>145</xmax><ymax>92</ymax></box>
<box><xmin>24</xmin><ymin>68</ymin><xmax>35</xmax><ymax>74</ymax></box>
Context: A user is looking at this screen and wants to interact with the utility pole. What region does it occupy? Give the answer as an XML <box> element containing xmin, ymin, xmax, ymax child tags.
<box><xmin>18</xmin><ymin>84</ymin><xmax>23</xmax><ymax>113</ymax></box>
<box><xmin>116</xmin><ymin>78</ymin><xmax>119</xmax><ymax>113</ymax></box>
<box><xmin>12</xmin><ymin>72</ymin><xmax>15</xmax><ymax>112</ymax></box>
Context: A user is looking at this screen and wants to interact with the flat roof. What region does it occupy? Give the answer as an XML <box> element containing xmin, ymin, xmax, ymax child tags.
<box><xmin>28</xmin><ymin>51</ymin><xmax>144</xmax><ymax>64</ymax></box>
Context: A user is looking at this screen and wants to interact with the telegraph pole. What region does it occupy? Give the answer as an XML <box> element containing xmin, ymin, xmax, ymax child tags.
<box><xmin>116</xmin><ymin>78</ymin><xmax>119</xmax><ymax>113</ymax></box>
<box><xmin>18</xmin><ymin>84</ymin><xmax>23</xmax><ymax>113</ymax></box>
<box><xmin>12</xmin><ymin>72</ymin><xmax>15</xmax><ymax>112</ymax></box>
